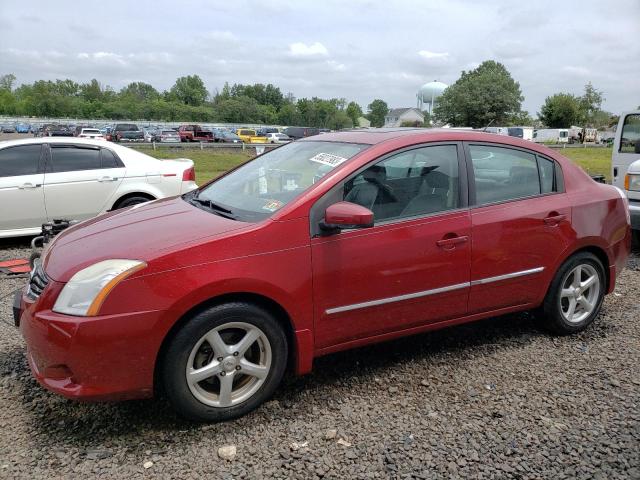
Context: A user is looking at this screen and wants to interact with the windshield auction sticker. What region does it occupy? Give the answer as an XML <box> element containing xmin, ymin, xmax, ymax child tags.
<box><xmin>309</xmin><ymin>153</ymin><xmax>348</xmax><ymax>168</ymax></box>
<box><xmin>262</xmin><ymin>199</ymin><xmax>284</xmax><ymax>212</ymax></box>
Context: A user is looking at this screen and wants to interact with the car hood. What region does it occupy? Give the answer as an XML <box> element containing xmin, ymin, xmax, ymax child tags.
<box><xmin>43</xmin><ymin>196</ymin><xmax>251</xmax><ymax>282</ymax></box>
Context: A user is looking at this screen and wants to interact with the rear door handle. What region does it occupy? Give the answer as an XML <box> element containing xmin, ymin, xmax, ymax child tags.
<box><xmin>544</xmin><ymin>214</ymin><xmax>566</xmax><ymax>226</ymax></box>
<box><xmin>98</xmin><ymin>176</ymin><xmax>117</xmax><ymax>182</ymax></box>
<box><xmin>18</xmin><ymin>183</ymin><xmax>39</xmax><ymax>189</ymax></box>
<box><xmin>436</xmin><ymin>236</ymin><xmax>469</xmax><ymax>249</ymax></box>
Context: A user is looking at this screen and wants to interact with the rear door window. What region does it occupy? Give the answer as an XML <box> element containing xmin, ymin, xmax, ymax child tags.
<box><xmin>469</xmin><ymin>144</ymin><xmax>541</xmax><ymax>205</ymax></box>
<box><xmin>0</xmin><ymin>144</ymin><xmax>42</xmax><ymax>177</ymax></box>
<box><xmin>49</xmin><ymin>145</ymin><xmax>102</xmax><ymax>173</ymax></box>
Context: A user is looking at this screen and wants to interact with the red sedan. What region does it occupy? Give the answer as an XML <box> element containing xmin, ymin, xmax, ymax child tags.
<box><xmin>16</xmin><ymin>129</ymin><xmax>631</xmax><ymax>421</ymax></box>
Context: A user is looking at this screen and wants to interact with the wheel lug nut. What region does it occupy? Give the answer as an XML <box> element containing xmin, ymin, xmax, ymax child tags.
<box><xmin>217</xmin><ymin>357</ymin><xmax>223</xmax><ymax>361</ymax></box>
<box><xmin>220</xmin><ymin>371</ymin><xmax>226</xmax><ymax>376</ymax></box>
<box><xmin>235</xmin><ymin>366</ymin><xmax>241</xmax><ymax>371</ymax></box>
<box><xmin>233</xmin><ymin>352</ymin><xmax>239</xmax><ymax>356</ymax></box>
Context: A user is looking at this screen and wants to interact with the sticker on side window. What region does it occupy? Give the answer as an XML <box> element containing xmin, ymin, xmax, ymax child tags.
<box><xmin>308</xmin><ymin>153</ymin><xmax>348</xmax><ymax>168</ymax></box>
<box><xmin>262</xmin><ymin>199</ymin><xmax>284</xmax><ymax>212</ymax></box>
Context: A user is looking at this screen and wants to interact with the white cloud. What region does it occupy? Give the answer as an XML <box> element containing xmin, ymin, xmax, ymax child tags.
<box><xmin>327</xmin><ymin>60</ymin><xmax>346</xmax><ymax>71</ymax></box>
<box><xmin>288</xmin><ymin>42</ymin><xmax>329</xmax><ymax>57</ymax></box>
<box><xmin>562</xmin><ymin>65</ymin><xmax>590</xmax><ymax>76</ymax></box>
<box><xmin>418</xmin><ymin>50</ymin><xmax>449</xmax><ymax>60</ymax></box>
<box><xmin>201</xmin><ymin>30</ymin><xmax>237</xmax><ymax>43</ymax></box>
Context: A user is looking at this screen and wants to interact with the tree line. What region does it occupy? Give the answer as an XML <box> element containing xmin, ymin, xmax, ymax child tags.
<box><xmin>0</xmin><ymin>61</ymin><xmax>619</xmax><ymax>129</ymax></box>
<box><xmin>0</xmin><ymin>73</ymin><xmax>383</xmax><ymax>128</ymax></box>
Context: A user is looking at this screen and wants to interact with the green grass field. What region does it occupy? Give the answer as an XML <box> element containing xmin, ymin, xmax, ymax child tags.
<box><xmin>137</xmin><ymin>145</ymin><xmax>613</xmax><ymax>185</ymax></box>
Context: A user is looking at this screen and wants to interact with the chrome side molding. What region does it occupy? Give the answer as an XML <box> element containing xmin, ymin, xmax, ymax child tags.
<box><xmin>325</xmin><ymin>267</ymin><xmax>544</xmax><ymax>315</ymax></box>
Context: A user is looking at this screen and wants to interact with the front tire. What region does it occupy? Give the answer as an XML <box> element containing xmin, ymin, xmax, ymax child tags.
<box><xmin>114</xmin><ymin>196</ymin><xmax>152</xmax><ymax>209</ymax></box>
<box><xmin>540</xmin><ymin>252</ymin><xmax>605</xmax><ymax>335</ymax></box>
<box><xmin>161</xmin><ymin>302</ymin><xmax>288</xmax><ymax>422</ymax></box>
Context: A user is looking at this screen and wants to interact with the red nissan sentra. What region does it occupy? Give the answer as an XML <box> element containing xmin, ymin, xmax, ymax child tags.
<box><xmin>16</xmin><ymin>129</ymin><xmax>631</xmax><ymax>421</ymax></box>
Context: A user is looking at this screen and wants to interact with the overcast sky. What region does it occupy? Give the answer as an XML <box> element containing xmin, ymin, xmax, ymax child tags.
<box><xmin>1</xmin><ymin>0</ymin><xmax>638</xmax><ymax>115</ymax></box>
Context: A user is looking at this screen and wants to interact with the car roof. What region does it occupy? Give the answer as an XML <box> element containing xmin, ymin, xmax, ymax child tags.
<box><xmin>0</xmin><ymin>137</ymin><xmax>116</xmax><ymax>148</ymax></box>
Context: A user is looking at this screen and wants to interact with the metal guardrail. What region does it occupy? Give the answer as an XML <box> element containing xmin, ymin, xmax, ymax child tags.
<box><xmin>124</xmin><ymin>142</ymin><xmax>282</xmax><ymax>152</ymax></box>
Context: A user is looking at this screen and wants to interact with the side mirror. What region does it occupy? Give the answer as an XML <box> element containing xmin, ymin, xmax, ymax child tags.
<box><xmin>320</xmin><ymin>202</ymin><xmax>374</xmax><ymax>235</ymax></box>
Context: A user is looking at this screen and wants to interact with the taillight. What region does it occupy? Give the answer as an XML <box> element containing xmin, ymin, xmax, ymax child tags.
<box><xmin>182</xmin><ymin>166</ymin><xmax>195</xmax><ymax>182</ymax></box>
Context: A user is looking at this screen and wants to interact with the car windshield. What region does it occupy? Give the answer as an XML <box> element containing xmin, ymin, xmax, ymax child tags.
<box><xmin>191</xmin><ymin>141</ymin><xmax>369</xmax><ymax>222</ymax></box>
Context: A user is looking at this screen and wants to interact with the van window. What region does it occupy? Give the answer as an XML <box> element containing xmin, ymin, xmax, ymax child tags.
<box><xmin>620</xmin><ymin>114</ymin><xmax>640</xmax><ymax>153</ymax></box>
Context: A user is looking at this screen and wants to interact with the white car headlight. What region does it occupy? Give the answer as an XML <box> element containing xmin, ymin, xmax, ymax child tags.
<box><xmin>53</xmin><ymin>259</ymin><xmax>146</xmax><ymax>316</ymax></box>
<box><xmin>625</xmin><ymin>173</ymin><xmax>640</xmax><ymax>192</ymax></box>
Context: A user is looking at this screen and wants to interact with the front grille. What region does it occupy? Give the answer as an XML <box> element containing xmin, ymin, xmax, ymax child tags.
<box><xmin>27</xmin><ymin>259</ymin><xmax>49</xmax><ymax>300</ymax></box>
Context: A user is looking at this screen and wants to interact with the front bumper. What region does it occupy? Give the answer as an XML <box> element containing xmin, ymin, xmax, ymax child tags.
<box><xmin>629</xmin><ymin>200</ymin><xmax>640</xmax><ymax>230</ymax></box>
<box><xmin>17</xmin><ymin>285</ymin><xmax>163</xmax><ymax>401</ymax></box>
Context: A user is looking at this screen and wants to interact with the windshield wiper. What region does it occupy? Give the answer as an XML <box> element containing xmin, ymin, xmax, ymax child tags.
<box><xmin>189</xmin><ymin>197</ymin><xmax>237</xmax><ymax>219</ymax></box>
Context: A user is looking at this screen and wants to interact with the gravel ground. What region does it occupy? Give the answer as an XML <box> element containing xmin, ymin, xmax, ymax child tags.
<box><xmin>0</xmin><ymin>237</ymin><xmax>638</xmax><ymax>479</ymax></box>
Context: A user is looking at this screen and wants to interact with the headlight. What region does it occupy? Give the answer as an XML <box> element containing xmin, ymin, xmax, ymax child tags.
<box><xmin>625</xmin><ymin>173</ymin><xmax>640</xmax><ymax>192</ymax></box>
<box><xmin>53</xmin><ymin>259</ymin><xmax>146</xmax><ymax>316</ymax></box>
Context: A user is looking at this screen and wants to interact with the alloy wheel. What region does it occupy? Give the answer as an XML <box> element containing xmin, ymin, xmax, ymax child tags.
<box><xmin>559</xmin><ymin>264</ymin><xmax>600</xmax><ymax>324</ymax></box>
<box><xmin>186</xmin><ymin>322</ymin><xmax>272</xmax><ymax>408</ymax></box>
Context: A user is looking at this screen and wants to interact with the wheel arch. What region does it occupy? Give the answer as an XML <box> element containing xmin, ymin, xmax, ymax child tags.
<box><xmin>549</xmin><ymin>244</ymin><xmax>611</xmax><ymax>297</ymax></box>
<box><xmin>111</xmin><ymin>191</ymin><xmax>156</xmax><ymax>210</ymax></box>
<box><xmin>153</xmin><ymin>292</ymin><xmax>298</xmax><ymax>395</ymax></box>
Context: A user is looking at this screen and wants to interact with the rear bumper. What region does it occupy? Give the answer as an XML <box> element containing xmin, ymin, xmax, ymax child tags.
<box><xmin>18</xmin><ymin>287</ymin><xmax>163</xmax><ymax>401</ymax></box>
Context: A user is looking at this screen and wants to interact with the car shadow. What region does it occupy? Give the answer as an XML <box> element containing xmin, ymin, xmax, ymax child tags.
<box><xmin>9</xmin><ymin>305</ymin><xmax>618</xmax><ymax>452</ymax></box>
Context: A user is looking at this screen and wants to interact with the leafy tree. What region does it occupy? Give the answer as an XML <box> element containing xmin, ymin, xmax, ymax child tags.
<box><xmin>0</xmin><ymin>73</ymin><xmax>16</xmax><ymax>91</ymax></box>
<box><xmin>120</xmin><ymin>82</ymin><xmax>160</xmax><ymax>102</ymax></box>
<box><xmin>170</xmin><ymin>75</ymin><xmax>208</xmax><ymax>106</ymax></box>
<box><xmin>538</xmin><ymin>93</ymin><xmax>583</xmax><ymax>128</ymax></box>
<box><xmin>346</xmin><ymin>101</ymin><xmax>363</xmax><ymax>126</ymax></box>
<box><xmin>579</xmin><ymin>82</ymin><xmax>604</xmax><ymax>125</ymax></box>
<box><xmin>508</xmin><ymin>110</ymin><xmax>534</xmax><ymax>126</ymax></box>
<box><xmin>433</xmin><ymin>60</ymin><xmax>523</xmax><ymax>128</ymax></box>
<box><xmin>80</xmin><ymin>79</ymin><xmax>103</xmax><ymax>102</ymax></box>
<box><xmin>367</xmin><ymin>99</ymin><xmax>389</xmax><ymax>127</ymax></box>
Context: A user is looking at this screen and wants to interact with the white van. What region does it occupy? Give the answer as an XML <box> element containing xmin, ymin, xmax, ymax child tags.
<box><xmin>532</xmin><ymin>128</ymin><xmax>569</xmax><ymax>143</ymax></box>
<box><xmin>612</xmin><ymin>111</ymin><xmax>640</xmax><ymax>236</ymax></box>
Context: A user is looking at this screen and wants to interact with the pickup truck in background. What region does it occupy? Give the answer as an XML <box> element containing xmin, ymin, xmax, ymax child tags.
<box><xmin>111</xmin><ymin>123</ymin><xmax>145</xmax><ymax>142</ymax></box>
<box><xmin>178</xmin><ymin>125</ymin><xmax>215</xmax><ymax>142</ymax></box>
<box><xmin>236</xmin><ymin>128</ymin><xmax>268</xmax><ymax>143</ymax></box>
<box><xmin>612</xmin><ymin>110</ymin><xmax>640</xmax><ymax>242</ymax></box>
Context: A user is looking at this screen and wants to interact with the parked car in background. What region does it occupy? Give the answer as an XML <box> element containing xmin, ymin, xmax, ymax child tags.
<box><xmin>142</xmin><ymin>127</ymin><xmax>159</xmax><ymax>142</ymax></box>
<box><xmin>265</xmin><ymin>132</ymin><xmax>291</xmax><ymax>144</ymax></box>
<box><xmin>507</xmin><ymin>126</ymin><xmax>534</xmax><ymax>141</ymax></box>
<box><xmin>236</xmin><ymin>128</ymin><xmax>267</xmax><ymax>143</ymax></box>
<box><xmin>216</xmin><ymin>131</ymin><xmax>242</xmax><ymax>143</ymax></box>
<box><xmin>612</xmin><ymin>111</ymin><xmax>640</xmax><ymax>240</ymax></box>
<box><xmin>78</xmin><ymin>128</ymin><xmax>105</xmax><ymax>140</ymax></box>
<box><xmin>1</xmin><ymin>125</ymin><xmax>16</xmax><ymax>133</ymax></box>
<box><xmin>257</xmin><ymin>127</ymin><xmax>280</xmax><ymax>136</ymax></box>
<box><xmin>0</xmin><ymin>137</ymin><xmax>197</xmax><ymax>238</ymax></box>
<box><xmin>15</xmin><ymin>129</ymin><xmax>630</xmax><ymax>422</ymax></box>
<box><xmin>283</xmin><ymin>126</ymin><xmax>320</xmax><ymax>139</ymax></box>
<box><xmin>111</xmin><ymin>123</ymin><xmax>144</xmax><ymax>142</ymax></box>
<box><xmin>155</xmin><ymin>130</ymin><xmax>181</xmax><ymax>143</ymax></box>
<box><xmin>15</xmin><ymin>124</ymin><xmax>31</xmax><ymax>134</ymax></box>
<box><xmin>178</xmin><ymin>125</ymin><xmax>215</xmax><ymax>142</ymax></box>
<box><xmin>532</xmin><ymin>128</ymin><xmax>569</xmax><ymax>143</ymax></box>
<box><xmin>44</xmin><ymin>125</ymin><xmax>74</xmax><ymax>137</ymax></box>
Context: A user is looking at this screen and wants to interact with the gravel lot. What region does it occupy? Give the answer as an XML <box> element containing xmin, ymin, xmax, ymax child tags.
<box><xmin>0</xmin><ymin>237</ymin><xmax>638</xmax><ymax>479</ymax></box>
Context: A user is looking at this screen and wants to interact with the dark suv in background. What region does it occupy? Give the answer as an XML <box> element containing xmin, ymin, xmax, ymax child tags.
<box><xmin>282</xmin><ymin>126</ymin><xmax>320</xmax><ymax>140</ymax></box>
<box><xmin>111</xmin><ymin>123</ymin><xmax>144</xmax><ymax>142</ymax></box>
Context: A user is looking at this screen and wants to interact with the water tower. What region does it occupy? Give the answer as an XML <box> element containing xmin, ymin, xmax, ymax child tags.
<box><xmin>417</xmin><ymin>80</ymin><xmax>448</xmax><ymax>114</ymax></box>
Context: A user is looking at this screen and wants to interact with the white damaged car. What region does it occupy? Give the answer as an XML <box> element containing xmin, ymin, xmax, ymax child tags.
<box><xmin>0</xmin><ymin>138</ymin><xmax>197</xmax><ymax>238</ymax></box>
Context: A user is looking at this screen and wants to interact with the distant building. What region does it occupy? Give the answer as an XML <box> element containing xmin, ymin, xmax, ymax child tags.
<box><xmin>384</xmin><ymin>108</ymin><xmax>425</xmax><ymax>127</ymax></box>
<box><xmin>357</xmin><ymin>116</ymin><xmax>371</xmax><ymax>128</ymax></box>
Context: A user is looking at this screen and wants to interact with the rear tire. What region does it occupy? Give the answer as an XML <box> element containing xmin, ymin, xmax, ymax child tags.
<box><xmin>539</xmin><ymin>252</ymin><xmax>605</xmax><ymax>335</ymax></box>
<box><xmin>114</xmin><ymin>196</ymin><xmax>152</xmax><ymax>209</ymax></box>
<box><xmin>161</xmin><ymin>302</ymin><xmax>288</xmax><ymax>422</ymax></box>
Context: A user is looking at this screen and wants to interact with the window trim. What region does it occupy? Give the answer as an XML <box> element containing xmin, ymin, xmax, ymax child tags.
<box><xmin>463</xmin><ymin>141</ymin><xmax>564</xmax><ymax>208</ymax></box>
<box><xmin>0</xmin><ymin>143</ymin><xmax>45</xmax><ymax>178</ymax></box>
<box><xmin>309</xmin><ymin>141</ymin><xmax>468</xmax><ymax>237</ymax></box>
<box><xmin>618</xmin><ymin>113</ymin><xmax>640</xmax><ymax>154</ymax></box>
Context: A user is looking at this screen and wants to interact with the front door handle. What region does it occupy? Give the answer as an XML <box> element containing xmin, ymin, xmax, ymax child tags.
<box><xmin>436</xmin><ymin>235</ymin><xmax>469</xmax><ymax>249</ymax></box>
<box><xmin>18</xmin><ymin>182</ymin><xmax>39</xmax><ymax>189</ymax></box>
<box><xmin>544</xmin><ymin>214</ymin><xmax>566</xmax><ymax>226</ymax></box>
<box><xmin>98</xmin><ymin>176</ymin><xmax>117</xmax><ymax>182</ymax></box>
